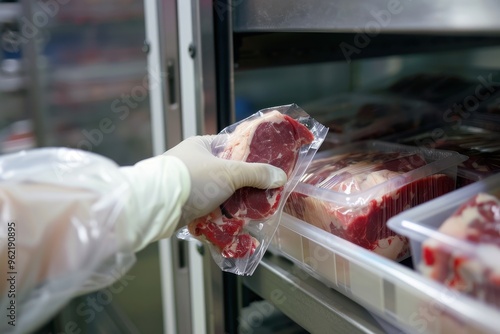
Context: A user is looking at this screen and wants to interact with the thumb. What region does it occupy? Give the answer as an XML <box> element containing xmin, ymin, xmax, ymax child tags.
<box><xmin>228</xmin><ymin>161</ymin><xmax>288</xmax><ymax>190</ymax></box>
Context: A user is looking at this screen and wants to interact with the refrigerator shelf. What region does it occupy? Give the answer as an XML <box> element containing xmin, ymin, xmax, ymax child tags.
<box><xmin>243</xmin><ymin>254</ymin><xmax>388</xmax><ymax>334</ymax></box>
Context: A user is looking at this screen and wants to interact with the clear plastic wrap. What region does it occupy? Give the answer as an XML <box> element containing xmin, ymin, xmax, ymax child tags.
<box><xmin>301</xmin><ymin>93</ymin><xmax>436</xmax><ymax>149</ymax></box>
<box><xmin>386</xmin><ymin>120</ymin><xmax>500</xmax><ymax>187</ymax></box>
<box><xmin>388</xmin><ymin>173</ymin><xmax>500</xmax><ymax>310</ymax></box>
<box><xmin>269</xmin><ymin>212</ymin><xmax>500</xmax><ymax>334</ymax></box>
<box><xmin>0</xmin><ymin>148</ymin><xmax>137</xmax><ymax>334</ymax></box>
<box><xmin>284</xmin><ymin>141</ymin><xmax>467</xmax><ymax>261</ymax></box>
<box><xmin>177</xmin><ymin>104</ymin><xmax>328</xmax><ymax>275</ymax></box>
<box><xmin>0</xmin><ymin>146</ymin><xmax>193</xmax><ymax>333</ymax></box>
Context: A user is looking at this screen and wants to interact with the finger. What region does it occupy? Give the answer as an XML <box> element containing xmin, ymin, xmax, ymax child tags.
<box><xmin>228</xmin><ymin>161</ymin><xmax>287</xmax><ymax>190</ymax></box>
<box><xmin>187</xmin><ymin>135</ymin><xmax>216</xmax><ymax>150</ymax></box>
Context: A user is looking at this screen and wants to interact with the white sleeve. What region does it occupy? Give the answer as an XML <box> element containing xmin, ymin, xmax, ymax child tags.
<box><xmin>0</xmin><ymin>147</ymin><xmax>190</xmax><ymax>334</ymax></box>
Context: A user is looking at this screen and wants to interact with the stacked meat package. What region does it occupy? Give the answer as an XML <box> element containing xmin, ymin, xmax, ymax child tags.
<box><xmin>284</xmin><ymin>141</ymin><xmax>466</xmax><ymax>261</ymax></box>
<box><xmin>387</xmin><ymin>121</ymin><xmax>500</xmax><ymax>187</ymax></box>
<box><xmin>265</xmin><ymin>72</ymin><xmax>500</xmax><ymax>330</ymax></box>
<box><xmin>389</xmin><ymin>173</ymin><xmax>500</xmax><ymax>310</ymax></box>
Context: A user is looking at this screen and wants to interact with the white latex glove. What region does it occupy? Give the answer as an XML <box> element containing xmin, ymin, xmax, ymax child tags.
<box><xmin>164</xmin><ymin>135</ymin><xmax>288</xmax><ymax>225</ymax></box>
<box><xmin>119</xmin><ymin>135</ymin><xmax>287</xmax><ymax>252</ymax></box>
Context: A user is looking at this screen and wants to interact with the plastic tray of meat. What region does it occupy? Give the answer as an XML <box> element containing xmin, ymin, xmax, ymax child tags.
<box><xmin>284</xmin><ymin>141</ymin><xmax>467</xmax><ymax>261</ymax></box>
<box><xmin>301</xmin><ymin>93</ymin><xmax>436</xmax><ymax>148</ymax></box>
<box><xmin>388</xmin><ymin>173</ymin><xmax>500</xmax><ymax>313</ymax></box>
<box><xmin>386</xmin><ymin>122</ymin><xmax>500</xmax><ymax>187</ymax></box>
<box><xmin>268</xmin><ymin>212</ymin><xmax>500</xmax><ymax>334</ymax></box>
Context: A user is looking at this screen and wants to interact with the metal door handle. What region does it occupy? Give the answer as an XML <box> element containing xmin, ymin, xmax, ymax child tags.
<box><xmin>167</xmin><ymin>59</ymin><xmax>176</xmax><ymax>105</ymax></box>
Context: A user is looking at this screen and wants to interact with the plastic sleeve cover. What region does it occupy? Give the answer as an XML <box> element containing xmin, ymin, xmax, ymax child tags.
<box><xmin>0</xmin><ymin>147</ymin><xmax>190</xmax><ymax>334</ymax></box>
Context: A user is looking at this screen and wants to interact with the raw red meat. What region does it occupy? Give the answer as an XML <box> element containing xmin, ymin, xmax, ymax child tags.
<box><xmin>396</xmin><ymin>126</ymin><xmax>500</xmax><ymax>187</ymax></box>
<box><xmin>421</xmin><ymin>192</ymin><xmax>500</xmax><ymax>307</ymax></box>
<box><xmin>189</xmin><ymin>110</ymin><xmax>315</xmax><ymax>258</ymax></box>
<box><xmin>285</xmin><ymin>151</ymin><xmax>455</xmax><ymax>260</ymax></box>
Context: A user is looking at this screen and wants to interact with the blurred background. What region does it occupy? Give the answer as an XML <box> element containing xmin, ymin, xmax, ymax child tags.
<box><xmin>0</xmin><ymin>1</ymin><xmax>162</xmax><ymax>333</ymax></box>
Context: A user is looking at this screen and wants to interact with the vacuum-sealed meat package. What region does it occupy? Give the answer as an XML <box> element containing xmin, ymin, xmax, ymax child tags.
<box><xmin>178</xmin><ymin>104</ymin><xmax>328</xmax><ymax>275</ymax></box>
<box><xmin>284</xmin><ymin>141</ymin><xmax>466</xmax><ymax>261</ymax></box>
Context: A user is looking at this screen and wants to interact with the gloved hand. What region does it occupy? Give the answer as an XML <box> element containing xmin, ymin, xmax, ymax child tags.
<box><xmin>119</xmin><ymin>135</ymin><xmax>287</xmax><ymax>252</ymax></box>
<box><xmin>165</xmin><ymin>135</ymin><xmax>288</xmax><ymax>225</ymax></box>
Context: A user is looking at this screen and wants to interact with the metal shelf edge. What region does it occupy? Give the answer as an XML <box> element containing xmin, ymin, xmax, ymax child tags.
<box><xmin>242</xmin><ymin>255</ymin><xmax>387</xmax><ymax>334</ymax></box>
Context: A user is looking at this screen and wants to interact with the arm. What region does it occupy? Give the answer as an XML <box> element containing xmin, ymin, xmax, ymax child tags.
<box><xmin>0</xmin><ymin>147</ymin><xmax>189</xmax><ymax>333</ymax></box>
<box><xmin>0</xmin><ymin>136</ymin><xmax>286</xmax><ymax>333</ymax></box>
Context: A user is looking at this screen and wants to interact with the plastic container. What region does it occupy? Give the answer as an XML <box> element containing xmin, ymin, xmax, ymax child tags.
<box><xmin>301</xmin><ymin>93</ymin><xmax>436</xmax><ymax>148</ymax></box>
<box><xmin>269</xmin><ymin>213</ymin><xmax>500</xmax><ymax>334</ymax></box>
<box><xmin>385</xmin><ymin>121</ymin><xmax>500</xmax><ymax>187</ymax></box>
<box><xmin>284</xmin><ymin>141</ymin><xmax>467</xmax><ymax>261</ymax></box>
<box><xmin>388</xmin><ymin>173</ymin><xmax>500</xmax><ymax>310</ymax></box>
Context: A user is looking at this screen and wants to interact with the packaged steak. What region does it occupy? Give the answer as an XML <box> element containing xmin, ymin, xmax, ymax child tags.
<box><xmin>284</xmin><ymin>141</ymin><xmax>466</xmax><ymax>261</ymax></box>
<box><xmin>302</xmin><ymin>93</ymin><xmax>436</xmax><ymax>149</ymax></box>
<box><xmin>388</xmin><ymin>173</ymin><xmax>500</xmax><ymax>309</ymax></box>
<box><xmin>389</xmin><ymin>122</ymin><xmax>500</xmax><ymax>187</ymax></box>
<box><xmin>177</xmin><ymin>104</ymin><xmax>328</xmax><ymax>276</ymax></box>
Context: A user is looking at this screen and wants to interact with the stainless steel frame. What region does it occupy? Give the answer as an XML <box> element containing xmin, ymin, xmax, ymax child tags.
<box><xmin>20</xmin><ymin>0</ymin><xmax>48</xmax><ymax>147</ymax></box>
<box><xmin>182</xmin><ymin>1</ymin><xmax>500</xmax><ymax>334</ymax></box>
<box><xmin>145</xmin><ymin>1</ymin><xmax>191</xmax><ymax>333</ymax></box>
<box><xmin>233</xmin><ymin>0</ymin><xmax>500</xmax><ymax>34</ymax></box>
<box><xmin>189</xmin><ymin>0</ymin><xmax>226</xmax><ymax>333</ymax></box>
<box><xmin>154</xmin><ymin>0</ymin><xmax>231</xmax><ymax>332</ymax></box>
<box><xmin>191</xmin><ymin>0</ymin><xmax>219</xmax><ymax>135</ymax></box>
<box><xmin>243</xmin><ymin>255</ymin><xmax>387</xmax><ymax>334</ymax></box>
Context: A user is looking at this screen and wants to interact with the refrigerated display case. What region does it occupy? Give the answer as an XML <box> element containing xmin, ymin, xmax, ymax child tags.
<box><xmin>171</xmin><ymin>1</ymin><xmax>500</xmax><ymax>334</ymax></box>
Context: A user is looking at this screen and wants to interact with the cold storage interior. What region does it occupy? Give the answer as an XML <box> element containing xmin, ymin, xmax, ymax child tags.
<box><xmin>231</xmin><ymin>28</ymin><xmax>500</xmax><ymax>334</ymax></box>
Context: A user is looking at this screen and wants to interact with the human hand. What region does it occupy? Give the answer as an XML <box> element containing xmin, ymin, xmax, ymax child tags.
<box><xmin>164</xmin><ymin>135</ymin><xmax>288</xmax><ymax>225</ymax></box>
